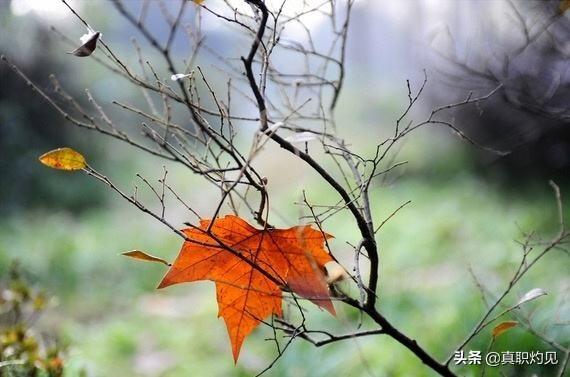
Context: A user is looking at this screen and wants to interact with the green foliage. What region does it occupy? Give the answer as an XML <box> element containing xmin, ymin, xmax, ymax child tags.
<box><xmin>0</xmin><ymin>263</ymin><xmax>65</xmax><ymax>377</ymax></box>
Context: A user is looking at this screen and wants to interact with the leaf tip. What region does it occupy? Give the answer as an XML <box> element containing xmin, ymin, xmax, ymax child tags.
<box><xmin>156</xmin><ymin>280</ymin><xmax>168</xmax><ymax>290</ymax></box>
<box><xmin>156</xmin><ymin>275</ymin><xmax>175</xmax><ymax>290</ymax></box>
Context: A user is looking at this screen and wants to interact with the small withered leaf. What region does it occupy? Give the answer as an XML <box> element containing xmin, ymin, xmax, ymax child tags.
<box><xmin>122</xmin><ymin>250</ymin><xmax>171</xmax><ymax>266</ymax></box>
<box><xmin>515</xmin><ymin>288</ymin><xmax>547</xmax><ymax>307</ymax></box>
<box><xmin>492</xmin><ymin>321</ymin><xmax>518</xmax><ymax>338</ymax></box>
<box><xmin>171</xmin><ymin>73</ymin><xmax>192</xmax><ymax>81</ymax></box>
<box><xmin>68</xmin><ymin>31</ymin><xmax>100</xmax><ymax>57</ymax></box>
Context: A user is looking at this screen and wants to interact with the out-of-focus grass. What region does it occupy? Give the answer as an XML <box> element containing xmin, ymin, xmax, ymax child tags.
<box><xmin>0</xmin><ymin>138</ymin><xmax>567</xmax><ymax>377</ymax></box>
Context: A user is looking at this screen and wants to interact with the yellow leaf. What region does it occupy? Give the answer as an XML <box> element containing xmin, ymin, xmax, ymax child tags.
<box><xmin>193</xmin><ymin>0</ymin><xmax>204</xmax><ymax>5</ymax></box>
<box><xmin>122</xmin><ymin>250</ymin><xmax>171</xmax><ymax>266</ymax></box>
<box><xmin>561</xmin><ymin>0</ymin><xmax>570</xmax><ymax>13</ymax></box>
<box><xmin>39</xmin><ymin>147</ymin><xmax>86</xmax><ymax>171</ymax></box>
<box><xmin>492</xmin><ymin>321</ymin><xmax>518</xmax><ymax>338</ymax></box>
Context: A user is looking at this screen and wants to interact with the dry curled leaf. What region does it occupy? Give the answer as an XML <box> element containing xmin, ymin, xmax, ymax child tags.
<box><xmin>122</xmin><ymin>250</ymin><xmax>171</xmax><ymax>266</ymax></box>
<box><xmin>158</xmin><ymin>215</ymin><xmax>335</xmax><ymax>361</ymax></box>
<box><xmin>39</xmin><ymin>147</ymin><xmax>86</xmax><ymax>171</ymax></box>
<box><xmin>68</xmin><ymin>30</ymin><xmax>101</xmax><ymax>57</ymax></box>
<box><xmin>192</xmin><ymin>0</ymin><xmax>205</xmax><ymax>4</ymax></box>
<box><xmin>492</xmin><ymin>321</ymin><xmax>518</xmax><ymax>338</ymax></box>
<box><xmin>171</xmin><ymin>73</ymin><xmax>192</xmax><ymax>81</ymax></box>
<box><xmin>515</xmin><ymin>288</ymin><xmax>547</xmax><ymax>307</ymax></box>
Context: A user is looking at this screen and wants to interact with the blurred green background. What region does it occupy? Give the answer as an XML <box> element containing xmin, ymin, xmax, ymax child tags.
<box><xmin>0</xmin><ymin>1</ymin><xmax>568</xmax><ymax>376</ymax></box>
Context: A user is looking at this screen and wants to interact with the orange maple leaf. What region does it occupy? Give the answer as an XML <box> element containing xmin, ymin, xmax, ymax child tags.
<box><xmin>158</xmin><ymin>215</ymin><xmax>335</xmax><ymax>361</ymax></box>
